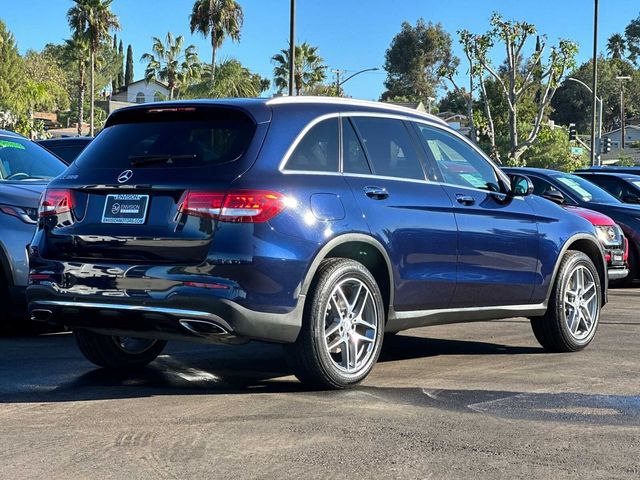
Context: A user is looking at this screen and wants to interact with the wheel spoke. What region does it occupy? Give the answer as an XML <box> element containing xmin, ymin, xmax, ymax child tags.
<box><xmin>349</xmin><ymin>283</ymin><xmax>363</xmax><ymax>313</ymax></box>
<box><xmin>330</xmin><ymin>296</ymin><xmax>345</xmax><ymax>322</ymax></box>
<box><xmin>327</xmin><ymin>335</ymin><xmax>343</xmax><ymax>352</ymax></box>
<box><xmin>354</xmin><ymin>317</ymin><xmax>376</xmax><ymax>330</ymax></box>
<box><xmin>325</xmin><ymin>321</ymin><xmax>341</xmax><ymax>338</ymax></box>
<box><xmin>336</xmin><ymin>286</ymin><xmax>350</xmax><ymax>312</ymax></box>
<box><xmin>341</xmin><ymin>337</ymin><xmax>350</xmax><ymax>370</ymax></box>
<box><xmin>581</xmin><ymin>305</ymin><xmax>593</xmax><ymax>329</ymax></box>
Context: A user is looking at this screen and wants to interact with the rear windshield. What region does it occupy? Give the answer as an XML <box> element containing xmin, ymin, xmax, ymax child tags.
<box><xmin>75</xmin><ymin>108</ymin><xmax>255</xmax><ymax>169</ymax></box>
<box><xmin>0</xmin><ymin>136</ymin><xmax>66</xmax><ymax>181</ymax></box>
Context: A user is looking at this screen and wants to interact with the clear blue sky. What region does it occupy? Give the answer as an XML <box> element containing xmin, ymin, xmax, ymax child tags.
<box><xmin>2</xmin><ymin>0</ymin><xmax>639</xmax><ymax>100</ymax></box>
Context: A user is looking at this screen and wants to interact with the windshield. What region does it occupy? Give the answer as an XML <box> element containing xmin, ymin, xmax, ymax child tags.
<box><xmin>75</xmin><ymin>109</ymin><xmax>255</xmax><ymax>170</ymax></box>
<box><xmin>555</xmin><ymin>173</ymin><xmax>621</xmax><ymax>204</ymax></box>
<box><xmin>0</xmin><ymin>136</ymin><xmax>66</xmax><ymax>181</ymax></box>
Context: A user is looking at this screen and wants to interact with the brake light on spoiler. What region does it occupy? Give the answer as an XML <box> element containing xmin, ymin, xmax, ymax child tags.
<box><xmin>178</xmin><ymin>190</ymin><xmax>287</xmax><ymax>223</ymax></box>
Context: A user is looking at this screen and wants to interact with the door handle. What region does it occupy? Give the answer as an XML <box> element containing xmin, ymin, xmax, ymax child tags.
<box><xmin>455</xmin><ymin>194</ymin><xmax>475</xmax><ymax>206</ymax></box>
<box><xmin>364</xmin><ymin>186</ymin><xmax>389</xmax><ymax>200</ymax></box>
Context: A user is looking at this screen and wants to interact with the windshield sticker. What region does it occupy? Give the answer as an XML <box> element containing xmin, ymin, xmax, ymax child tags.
<box><xmin>557</xmin><ymin>177</ymin><xmax>592</xmax><ymax>201</ymax></box>
<box><xmin>0</xmin><ymin>140</ymin><xmax>25</xmax><ymax>150</ymax></box>
<box><xmin>460</xmin><ymin>173</ymin><xmax>487</xmax><ymax>189</ymax></box>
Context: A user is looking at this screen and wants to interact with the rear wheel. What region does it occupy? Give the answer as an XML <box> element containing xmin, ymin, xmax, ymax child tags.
<box><xmin>285</xmin><ymin>258</ymin><xmax>385</xmax><ymax>389</ymax></box>
<box><xmin>74</xmin><ymin>329</ymin><xmax>166</xmax><ymax>369</ymax></box>
<box><xmin>531</xmin><ymin>251</ymin><xmax>601</xmax><ymax>352</ymax></box>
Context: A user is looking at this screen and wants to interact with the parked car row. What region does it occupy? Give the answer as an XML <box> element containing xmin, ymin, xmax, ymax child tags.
<box><xmin>3</xmin><ymin>97</ymin><xmax>640</xmax><ymax>389</ymax></box>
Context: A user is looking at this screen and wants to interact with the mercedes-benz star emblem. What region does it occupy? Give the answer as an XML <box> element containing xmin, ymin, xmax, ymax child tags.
<box><xmin>117</xmin><ymin>170</ymin><xmax>133</xmax><ymax>183</ymax></box>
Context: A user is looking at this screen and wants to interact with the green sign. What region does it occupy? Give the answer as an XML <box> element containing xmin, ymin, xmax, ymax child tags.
<box><xmin>0</xmin><ymin>140</ymin><xmax>25</xmax><ymax>150</ymax></box>
<box><xmin>570</xmin><ymin>146</ymin><xmax>584</xmax><ymax>155</ymax></box>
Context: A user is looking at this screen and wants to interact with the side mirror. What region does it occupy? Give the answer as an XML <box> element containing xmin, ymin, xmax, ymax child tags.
<box><xmin>509</xmin><ymin>174</ymin><xmax>534</xmax><ymax>197</ymax></box>
<box><xmin>542</xmin><ymin>189</ymin><xmax>565</xmax><ymax>205</ymax></box>
<box><xmin>622</xmin><ymin>194</ymin><xmax>640</xmax><ymax>204</ymax></box>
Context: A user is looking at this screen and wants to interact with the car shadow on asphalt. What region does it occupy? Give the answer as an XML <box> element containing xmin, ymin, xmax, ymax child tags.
<box><xmin>0</xmin><ymin>333</ymin><xmax>543</xmax><ymax>404</ymax></box>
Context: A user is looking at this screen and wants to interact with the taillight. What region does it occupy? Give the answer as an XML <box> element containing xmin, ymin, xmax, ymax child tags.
<box><xmin>38</xmin><ymin>189</ymin><xmax>74</xmax><ymax>218</ymax></box>
<box><xmin>179</xmin><ymin>190</ymin><xmax>286</xmax><ymax>223</ymax></box>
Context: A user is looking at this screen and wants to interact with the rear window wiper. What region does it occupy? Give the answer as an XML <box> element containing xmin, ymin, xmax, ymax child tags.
<box><xmin>129</xmin><ymin>154</ymin><xmax>198</xmax><ymax>167</ymax></box>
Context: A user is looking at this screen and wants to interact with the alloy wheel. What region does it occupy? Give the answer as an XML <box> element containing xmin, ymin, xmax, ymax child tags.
<box><xmin>563</xmin><ymin>265</ymin><xmax>599</xmax><ymax>341</ymax></box>
<box><xmin>323</xmin><ymin>277</ymin><xmax>378</xmax><ymax>374</ymax></box>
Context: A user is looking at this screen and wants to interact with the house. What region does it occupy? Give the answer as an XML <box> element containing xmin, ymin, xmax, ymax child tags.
<box><xmin>111</xmin><ymin>79</ymin><xmax>169</xmax><ymax>104</ymax></box>
<box><xmin>602</xmin><ymin>125</ymin><xmax>640</xmax><ymax>150</ymax></box>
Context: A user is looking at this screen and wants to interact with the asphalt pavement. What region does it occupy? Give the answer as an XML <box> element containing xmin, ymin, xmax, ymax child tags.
<box><xmin>1</xmin><ymin>289</ymin><xmax>639</xmax><ymax>479</ymax></box>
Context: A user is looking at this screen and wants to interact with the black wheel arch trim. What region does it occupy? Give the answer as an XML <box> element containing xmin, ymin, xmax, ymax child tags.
<box><xmin>547</xmin><ymin>233</ymin><xmax>608</xmax><ymax>305</ymax></box>
<box><xmin>297</xmin><ymin>233</ymin><xmax>394</xmax><ymax>316</ymax></box>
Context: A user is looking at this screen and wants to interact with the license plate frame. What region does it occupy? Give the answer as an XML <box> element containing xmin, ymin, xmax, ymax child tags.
<box><xmin>101</xmin><ymin>194</ymin><xmax>150</xmax><ymax>225</ymax></box>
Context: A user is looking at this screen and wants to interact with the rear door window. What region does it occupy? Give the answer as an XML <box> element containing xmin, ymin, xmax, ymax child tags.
<box><xmin>285</xmin><ymin>118</ymin><xmax>339</xmax><ymax>172</ymax></box>
<box><xmin>351</xmin><ymin>117</ymin><xmax>425</xmax><ymax>180</ymax></box>
<box><xmin>75</xmin><ymin>108</ymin><xmax>255</xmax><ymax>169</ymax></box>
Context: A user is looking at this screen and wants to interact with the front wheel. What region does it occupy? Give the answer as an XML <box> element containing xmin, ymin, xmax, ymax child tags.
<box><xmin>285</xmin><ymin>258</ymin><xmax>385</xmax><ymax>389</ymax></box>
<box><xmin>74</xmin><ymin>329</ymin><xmax>167</xmax><ymax>369</ymax></box>
<box><xmin>531</xmin><ymin>250</ymin><xmax>602</xmax><ymax>352</ymax></box>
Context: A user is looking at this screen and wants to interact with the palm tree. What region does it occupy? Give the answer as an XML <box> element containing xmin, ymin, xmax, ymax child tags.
<box><xmin>64</xmin><ymin>37</ymin><xmax>90</xmax><ymax>135</ymax></box>
<box><xmin>189</xmin><ymin>0</ymin><xmax>243</xmax><ymax>83</ymax></box>
<box><xmin>141</xmin><ymin>33</ymin><xmax>202</xmax><ymax>100</ymax></box>
<box><xmin>272</xmin><ymin>42</ymin><xmax>327</xmax><ymax>95</ymax></box>
<box><xmin>67</xmin><ymin>0</ymin><xmax>120</xmax><ymax>136</ymax></box>
<box><xmin>185</xmin><ymin>58</ymin><xmax>267</xmax><ymax>98</ymax></box>
<box><xmin>607</xmin><ymin>33</ymin><xmax>626</xmax><ymax>60</ymax></box>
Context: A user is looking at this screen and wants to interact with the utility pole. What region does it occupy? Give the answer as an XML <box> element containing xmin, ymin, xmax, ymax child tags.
<box><xmin>617</xmin><ymin>75</ymin><xmax>631</xmax><ymax>150</ymax></box>
<box><xmin>332</xmin><ymin>69</ymin><xmax>344</xmax><ymax>96</ymax></box>
<box><xmin>590</xmin><ymin>0</ymin><xmax>599</xmax><ymax>166</ymax></box>
<box><xmin>288</xmin><ymin>0</ymin><xmax>296</xmax><ymax>96</ymax></box>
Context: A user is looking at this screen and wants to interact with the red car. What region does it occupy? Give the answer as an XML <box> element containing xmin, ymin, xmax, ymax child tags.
<box><xmin>564</xmin><ymin>206</ymin><xmax>629</xmax><ymax>282</ymax></box>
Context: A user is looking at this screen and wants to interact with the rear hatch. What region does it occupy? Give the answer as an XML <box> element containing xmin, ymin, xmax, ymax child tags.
<box><xmin>39</xmin><ymin>104</ymin><xmax>269</xmax><ymax>264</ymax></box>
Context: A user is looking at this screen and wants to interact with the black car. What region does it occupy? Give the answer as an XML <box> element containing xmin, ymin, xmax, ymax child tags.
<box><xmin>505</xmin><ymin>167</ymin><xmax>640</xmax><ymax>286</ymax></box>
<box><xmin>574</xmin><ymin>171</ymin><xmax>640</xmax><ymax>204</ymax></box>
<box><xmin>37</xmin><ymin>137</ymin><xmax>92</xmax><ymax>164</ymax></box>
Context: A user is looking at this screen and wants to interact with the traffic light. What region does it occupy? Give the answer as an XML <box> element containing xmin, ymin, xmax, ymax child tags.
<box><xmin>568</xmin><ymin>123</ymin><xmax>577</xmax><ymax>141</ymax></box>
<box><xmin>602</xmin><ymin>137</ymin><xmax>612</xmax><ymax>154</ymax></box>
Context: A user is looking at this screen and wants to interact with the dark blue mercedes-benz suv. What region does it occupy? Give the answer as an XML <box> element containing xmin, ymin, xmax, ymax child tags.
<box><xmin>27</xmin><ymin>98</ymin><xmax>607</xmax><ymax>389</ymax></box>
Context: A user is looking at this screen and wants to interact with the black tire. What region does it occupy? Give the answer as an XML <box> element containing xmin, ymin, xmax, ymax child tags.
<box><xmin>285</xmin><ymin>258</ymin><xmax>385</xmax><ymax>389</ymax></box>
<box><xmin>611</xmin><ymin>242</ymin><xmax>637</xmax><ymax>288</ymax></box>
<box><xmin>74</xmin><ymin>329</ymin><xmax>166</xmax><ymax>369</ymax></box>
<box><xmin>530</xmin><ymin>250</ymin><xmax>602</xmax><ymax>352</ymax></box>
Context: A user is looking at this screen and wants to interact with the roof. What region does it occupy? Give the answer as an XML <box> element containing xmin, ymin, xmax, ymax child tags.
<box><xmin>0</xmin><ymin>129</ymin><xmax>25</xmax><ymax>139</ymax></box>
<box><xmin>114</xmin><ymin>78</ymin><xmax>169</xmax><ymax>94</ymax></box>
<box><xmin>603</xmin><ymin>125</ymin><xmax>640</xmax><ymax>135</ymax></box>
<box><xmin>502</xmin><ymin>167</ymin><xmax>566</xmax><ymax>177</ymax></box>
<box><xmin>266</xmin><ymin>96</ymin><xmax>447</xmax><ymax>125</ymax></box>
<box><xmin>105</xmin><ymin>97</ymin><xmax>450</xmax><ymax>127</ymax></box>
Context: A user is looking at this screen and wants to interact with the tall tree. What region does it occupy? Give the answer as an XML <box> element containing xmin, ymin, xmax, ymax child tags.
<box><xmin>111</xmin><ymin>34</ymin><xmax>118</xmax><ymax>92</ymax></box>
<box><xmin>551</xmin><ymin>57</ymin><xmax>640</xmax><ymax>133</ymax></box>
<box><xmin>189</xmin><ymin>0</ymin><xmax>243</xmax><ymax>83</ymax></box>
<box><xmin>185</xmin><ymin>58</ymin><xmax>268</xmax><ymax>98</ymax></box>
<box><xmin>117</xmin><ymin>39</ymin><xmax>124</xmax><ymax>88</ymax></box>
<box><xmin>141</xmin><ymin>32</ymin><xmax>202</xmax><ymax>100</ymax></box>
<box><xmin>125</xmin><ymin>44</ymin><xmax>134</xmax><ymax>85</ymax></box>
<box><xmin>272</xmin><ymin>42</ymin><xmax>326</xmax><ymax>95</ymax></box>
<box><xmin>63</xmin><ymin>37</ymin><xmax>90</xmax><ymax>135</ymax></box>
<box><xmin>607</xmin><ymin>33</ymin><xmax>626</xmax><ymax>60</ymax></box>
<box><xmin>67</xmin><ymin>0</ymin><xmax>120</xmax><ymax>136</ymax></box>
<box><xmin>381</xmin><ymin>19</ymin><xmax>453</xmax><ymax>102</ymax></box>
<box><xmin>462</xmin><ymin>13</ymin><xmax>577</xmax><ymax>163</ymax></box>
<box><xmin>0</xmin><ymin>20</ymin><xmax>23</xmax><ymax>113</ymax></box>
<box><xmin>626</xmin><ymin>12</ymin><xmax>640</xmax><ymax>65</ymax></box>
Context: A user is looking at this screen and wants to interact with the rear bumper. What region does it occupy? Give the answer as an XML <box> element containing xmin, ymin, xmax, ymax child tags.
<box><xmin>607</xmin><ymin>267</ymin><xmax>629</xmax><ymax>281</ymax></box>
<box><xmin>27</xmin><ymin>286</ymin><xmax>304</xmax><ymax>344</ymax></box>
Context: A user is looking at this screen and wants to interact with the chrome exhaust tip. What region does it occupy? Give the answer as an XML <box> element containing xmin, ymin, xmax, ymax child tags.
<box><xmin>179</xmin><ymin>319</ymin><xmax>229</xmax><ymax>336</ymax></box>
<box><xmin>31</xmin><ymin>309</ymin><xmax>53</xmax><ymax>322</ymax></box>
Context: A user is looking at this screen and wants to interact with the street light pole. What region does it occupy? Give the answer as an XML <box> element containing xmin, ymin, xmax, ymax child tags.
<box><xmin>617</xmin><ymin>75</ymin><xmax>631</xmax><ymax>150</ymax></box>
<box><xmin>567</xmin><ymin>77</ymin><xmax>603</xmax><ymax>164</ymax></box>
<box><xmin>288</xmin><ymin>0</ymin><xmax>295</xmax><ymax>96</ymax></box>
<box><xmin>590</xmin><ymin>0</ymin><xmax>599</xmax><ymax>166</ymax></box>
<box><xmin>334</xmin><ymin>67</ymin><xmax>379</xmax><ymax>96</ymax></box>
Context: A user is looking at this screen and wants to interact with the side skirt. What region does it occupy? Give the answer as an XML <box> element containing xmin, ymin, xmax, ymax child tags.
<box><xmin>386</xmin><ymin>303</ymin><xmax>547</xmax><ymax>333</ymax></box>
